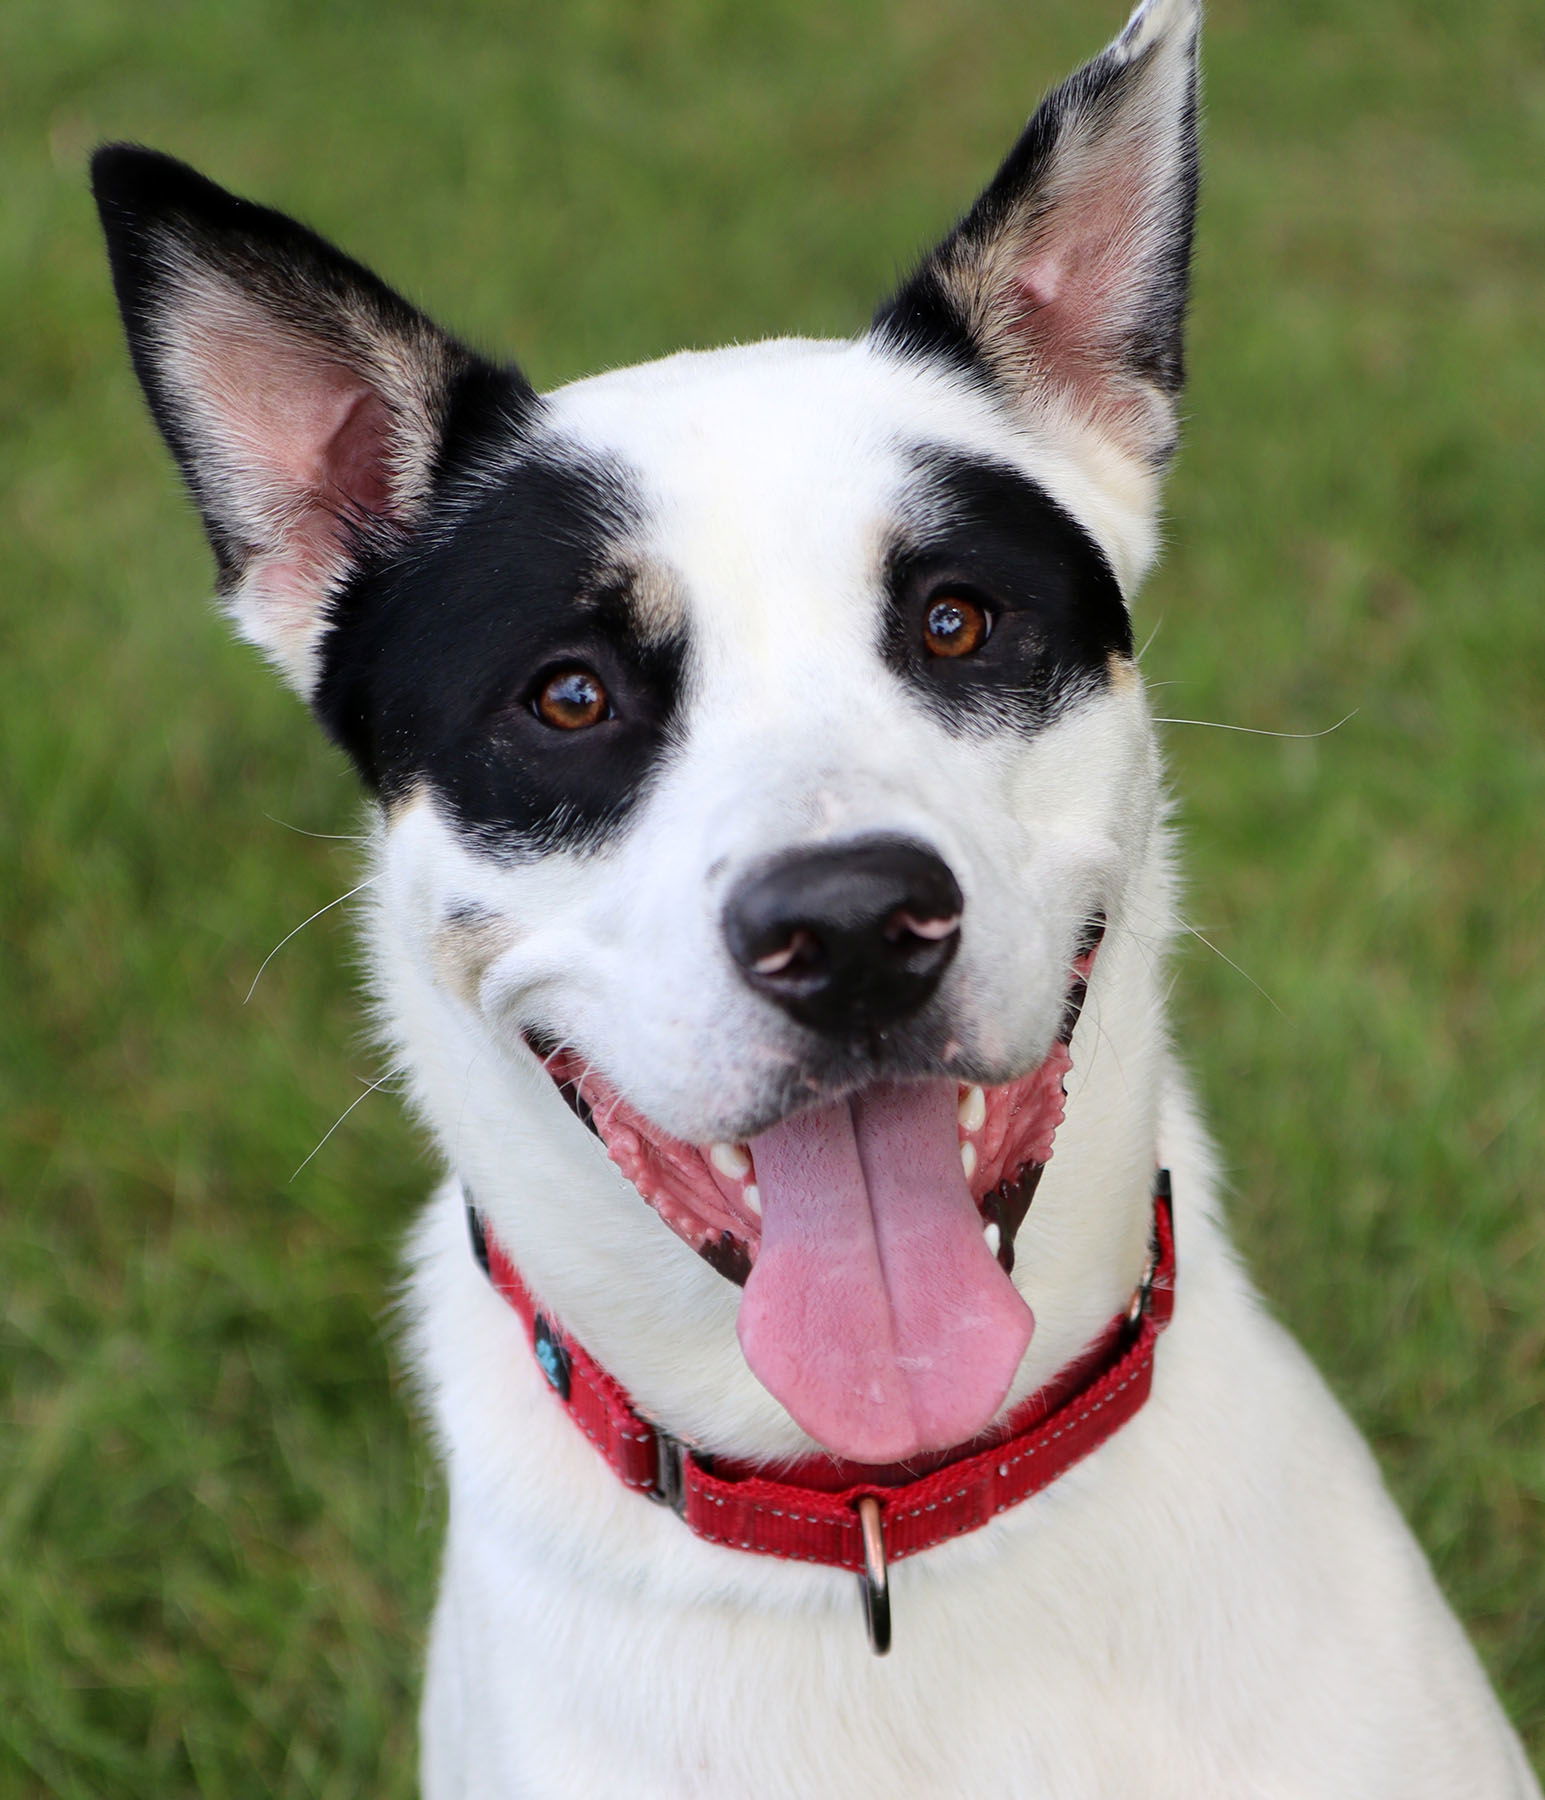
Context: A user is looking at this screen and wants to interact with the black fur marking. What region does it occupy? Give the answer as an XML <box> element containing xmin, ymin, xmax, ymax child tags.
<box><xmin>882</xmin><ymin>451</ymin><xmax>1131</xmax><ymax>735</ymax></box>
<box><xmin>92</xmin><ymin>148</ymin><xmax>655</xmax><ymax>857</ymax></box>
<box><xmin>873</xmin><ymin>259</ymin><xmax>987</xmax><ymax>389</ymax></box>
<box><xmin>872</xmin><ymin>29</ymin><xmax>1198</xmax><ymax>404</ymax></box>
<box><xmin>315</xmin><ymin>449</ymin><xmax>687</xmax><ymax>854</ymax></box>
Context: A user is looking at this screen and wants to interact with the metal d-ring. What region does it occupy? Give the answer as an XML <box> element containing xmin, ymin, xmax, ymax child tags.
<box><xmin>856</xmin><ymin>1495</ymin><xmax>891</xmax><ymax>1655</ymax></box>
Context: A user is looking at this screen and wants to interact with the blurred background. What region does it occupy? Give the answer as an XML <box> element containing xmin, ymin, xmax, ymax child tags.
<box><xmin>3</xmin><ymin>0</ymin><xmax>1541</xmax><ymax>1791</ymax></box>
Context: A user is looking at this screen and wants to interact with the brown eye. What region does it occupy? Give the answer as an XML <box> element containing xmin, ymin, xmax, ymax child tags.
<box><xmin>922</xmin><ymin>593</ymin><xmax>991</xmax><ymax>658</ymax></box>
<box><xmin>534</xmin><ymin>666</ymin><xmax>610</xmax><ymax>730</ymax></box>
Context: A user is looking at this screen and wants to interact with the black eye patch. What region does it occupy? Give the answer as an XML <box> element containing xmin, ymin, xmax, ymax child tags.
<box><xmin>314</xmin><ymin>448</ymin><xmax>685</xmax><ymax>855</ymax></box>
<box><xmin>883</xmin><ymin>449</ymin><xmax>1131</xmax><ymax>734</ymax></box>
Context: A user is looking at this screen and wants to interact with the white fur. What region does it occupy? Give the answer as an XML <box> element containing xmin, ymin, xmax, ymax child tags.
<box><xmin>372</xmin><ymin>323</ymin><xmax>1538</xmax><ymax>1799</ymax></box>
<box><xmin>136</xmin><ymin>0</ymin><xmax>1534</xmax><ymax>1787</ymax></box>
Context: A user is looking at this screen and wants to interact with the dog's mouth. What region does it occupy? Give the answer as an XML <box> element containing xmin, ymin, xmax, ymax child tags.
<box><xmin>531</xmin><ymin>926</ymin><xmax>1102</xmax><ymax>1464</ymax></box>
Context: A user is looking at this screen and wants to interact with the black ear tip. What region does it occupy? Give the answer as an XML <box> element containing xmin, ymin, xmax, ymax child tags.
<box><xmin>92</xmin><ymin>143</ymin><xmax>183</xmax><ymax>202</ymax></box>
<box><xmin>90</xmin><ymin>143</ymin><xmax>240</xmax><ymax>231</ymax></box>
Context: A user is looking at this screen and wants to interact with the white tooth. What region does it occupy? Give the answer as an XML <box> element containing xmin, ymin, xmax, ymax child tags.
<box><xmin>960</xmin><ymin>1140</ymin><xmax>978</xmax><ymax>1180</ymax></box>
<box><xmin>957</xmin><ymin>1084</ymin><xmax>986</xmax><ymax>1134</ymax></box>
<box><xmin>742</xmin><ymin>1183</ymin><xmax>761</xmax><ymax>1216</ymax></box>
<box><xmin>983</xmin><ymin>1221</ymin><xmax>1001</xmax><ymax>1256</ymax></box>
<box><xmin>710</xmin><ymin>1141</ymin><xmax>751</xmax><ymax>1180</ymax></box>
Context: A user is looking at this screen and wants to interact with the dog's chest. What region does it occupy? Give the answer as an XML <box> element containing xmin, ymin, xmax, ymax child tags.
<box><xmin>413</xmin><ymin>1165</ymin><xmax>1534</xmax><ymax>1800</ymax></box>
<box><xmin>429</xmin><ymin>1518</ymin><xmax>1194</xmax><ymax>1799</ymax></box>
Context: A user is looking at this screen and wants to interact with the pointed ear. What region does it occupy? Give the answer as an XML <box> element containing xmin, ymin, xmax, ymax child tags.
<box><xmin>91</xmin><ymin>146</ymin><xmax>530</xmax><ymax>694</ymax></box>
<box><xmin>872</xmin><ymin>0</ymin><xmax>1200</xmax><ymax>465</ymax></box>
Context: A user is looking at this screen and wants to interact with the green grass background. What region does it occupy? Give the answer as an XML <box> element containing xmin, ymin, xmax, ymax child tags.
<box><xmin>3</xmin><ymin>0</ymin><xmax>1541</xmax><ymax>1791</ymax></box>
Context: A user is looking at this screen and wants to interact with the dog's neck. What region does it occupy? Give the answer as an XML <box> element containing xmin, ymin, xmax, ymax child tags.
<box><xmin>375</xmin><ymin>822</ymin><xmax>1174</xmax><ymax>1464</ymax></box>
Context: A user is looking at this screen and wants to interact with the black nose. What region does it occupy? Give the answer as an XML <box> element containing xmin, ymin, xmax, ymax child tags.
<box><xmin>722</xmin><ymin>837</ymin><xmax>963</xmax><ymax>1035</ymax></box>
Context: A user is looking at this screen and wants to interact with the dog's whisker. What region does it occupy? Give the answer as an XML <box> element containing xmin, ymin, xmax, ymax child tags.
<box><xmin>244</xmin><ymin>877</ymin><xmax>378</xmax><ymax>1005</ymax></box>
<box><xmin>1178</xmin><ymin>922</ymin><xmax>1285</xmax><ymax>1017</ymax></box>
<box><xmin>261</xmin><ymin>811</ymin><xmax>368</xmax><ymax>843</ymax></box>
<box><xmin>290</xmin><ymin>1067</ymin><xmax>405</xmax><ymax>1182</ymax></box>
<box><xmin>1153</xmin><ymin>709</ymin><xmax>1359</xmax><ymax>740</ymax></box>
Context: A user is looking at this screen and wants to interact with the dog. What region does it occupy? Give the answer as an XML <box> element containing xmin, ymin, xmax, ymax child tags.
<box><xmin>92</xmin><ymin>0</ymin><xmax>1538</xmax><ymax>1792</ymax></box>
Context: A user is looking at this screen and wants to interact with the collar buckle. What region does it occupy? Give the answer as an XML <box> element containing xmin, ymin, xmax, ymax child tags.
<box><xmin>1126</xmin><ymin>1168</ymin><xmax>1172</xmax><ymax>1327</ymax></box>
<box><xmin>647</xmin><ymin>1425</ymin><xmax>689</xmax><ymax>1517</ymax></box>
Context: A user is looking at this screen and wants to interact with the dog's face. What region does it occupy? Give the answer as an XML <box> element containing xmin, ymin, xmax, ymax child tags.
<box><xmin>379</xmin><ymin>342</ymin><xmax>1158</xmax><ymax>1140</ymax></box>
<box><xmin>95</xmin><ymin>0</ymin><xmax>1198</xmax><ymax>1463</ymax></box>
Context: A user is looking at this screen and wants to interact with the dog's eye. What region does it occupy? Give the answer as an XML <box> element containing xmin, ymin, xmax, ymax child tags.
<box><xmin>534</xmin><ymin>667</ymin><xmax>611</xmax><ymax>730</ymax></box>
<box><xmin>922</xmin><ymin>592</ymin><xmax>991</xmax><ymax>659</ymax></box>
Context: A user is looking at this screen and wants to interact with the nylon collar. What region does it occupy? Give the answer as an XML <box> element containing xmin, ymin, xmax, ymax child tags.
<box><xmin>465</xmin><ymin>1170</ymin><xmax>1174</xmax><ymax>1653</ymax></box>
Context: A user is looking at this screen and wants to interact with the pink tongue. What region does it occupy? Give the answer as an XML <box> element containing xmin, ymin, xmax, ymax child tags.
<box><xmin>737</xmin><ymin>1082</ymin><xmax>1034</xmax><ymax>1464</ymax></box>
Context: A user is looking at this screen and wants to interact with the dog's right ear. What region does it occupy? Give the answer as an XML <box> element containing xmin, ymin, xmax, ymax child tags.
<box><xmin>872</xmin><ymin>0</ymin><xmax>1199</xmax><ymax>468</ymax></box>
<box><xmin>91</xmin><ymin>146</ymin><xmax>530</xmax><ymax>696</ymax></box>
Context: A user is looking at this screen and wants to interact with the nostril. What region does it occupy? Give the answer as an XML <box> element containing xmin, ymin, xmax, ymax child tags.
<box><xmin>751</xmin><ymin>927</ymin><xmax>824</xmax><ymax>979</ymax></box>
<box><xmin>882</xmin><ymin>907</ymin><xmax>961</xmax><ymax>947</ymax></box>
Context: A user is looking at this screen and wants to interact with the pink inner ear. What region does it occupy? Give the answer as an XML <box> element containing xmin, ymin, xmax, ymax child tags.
<box><xmin>325</xmin><ymin>388</ymin><xmax>396</xmax><ymax>521</ymax></box>
<box><xmin>173</xmin><ymin>281</ymin><xmax>403</xmax><ymax>581</ymax></box>
<box><xmin>1000</xmin><ymin>133</ymin><xmax>1170</xmax><ymax>412</ymax></box>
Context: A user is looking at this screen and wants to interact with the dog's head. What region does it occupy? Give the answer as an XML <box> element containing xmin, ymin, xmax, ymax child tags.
<box><xmin>95</xmin><ymin>0</ymin><xmax>1198</xmax><ymax>1463</ymax></box>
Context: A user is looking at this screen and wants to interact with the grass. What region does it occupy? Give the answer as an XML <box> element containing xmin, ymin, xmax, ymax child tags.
<box><xmin>3</xmin><ymin>0</ymin><xmax>1541</xmax><ymax>1791</ymax></box>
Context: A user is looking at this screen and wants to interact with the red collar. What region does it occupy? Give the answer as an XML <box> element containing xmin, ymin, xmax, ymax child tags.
<box><xmin>466</xmin><ymin>1172</ymin><xmax>1174</xmax><ymax>1653</ymax></box>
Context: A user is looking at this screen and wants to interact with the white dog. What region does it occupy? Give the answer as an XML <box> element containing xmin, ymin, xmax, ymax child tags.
<box><xmin>93</xmin><ymin>0</ymin><xmax>1539</xmax><ymax>1792</ymax></box>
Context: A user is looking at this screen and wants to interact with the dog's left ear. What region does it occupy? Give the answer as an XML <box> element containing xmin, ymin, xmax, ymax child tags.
<box><xmin>873</xmin><ymin>0</ymin><xmax>1199</xmax><ymax>465</ymax></box>
<box><xmin>91</xmin><ymin>145</ymin><xmax>527</xmax><ymax>696</ymax></box>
